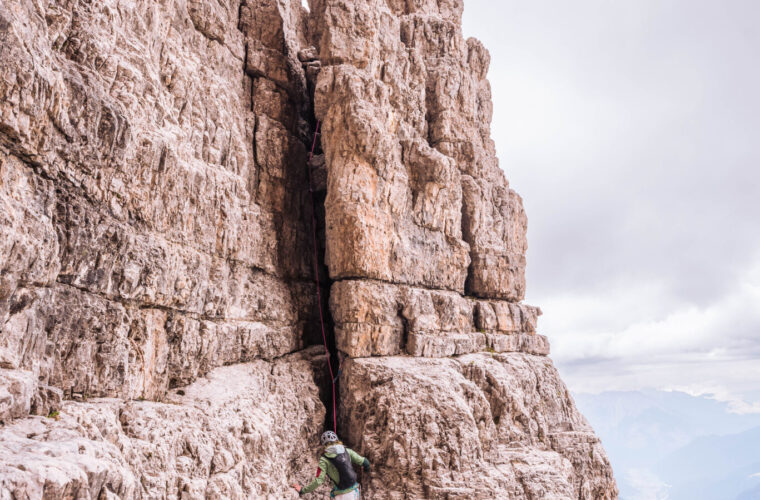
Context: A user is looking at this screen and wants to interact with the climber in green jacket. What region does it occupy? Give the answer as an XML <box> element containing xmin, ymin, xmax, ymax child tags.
<box><xmin>292</xmin><ymin>430</ymin><xmax>370</xmax><ymax>499</ymax></box>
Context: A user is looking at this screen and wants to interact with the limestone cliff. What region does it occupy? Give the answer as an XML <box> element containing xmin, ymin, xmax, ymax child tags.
<box><xmin>0</xmin><ymin>0</ymin><xmax>617</xmax><ymax>498</ymax></box>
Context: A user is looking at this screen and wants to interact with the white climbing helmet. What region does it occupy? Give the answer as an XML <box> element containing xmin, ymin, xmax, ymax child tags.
<box><xmin>321</xmin><ymin>430</ymin><xmax>339</xmax><ymax>445</ymax></box>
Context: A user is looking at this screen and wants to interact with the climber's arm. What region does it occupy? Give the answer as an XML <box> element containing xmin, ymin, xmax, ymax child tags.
<box><xmin>298</xmin><ymin>457</ymin><xmax>329</xmax><ymax>495</ymax></box>
<box><xmin>347</xmin><ymin>448</ymin><xmax>371</xmax><ymax>472</ymax></box>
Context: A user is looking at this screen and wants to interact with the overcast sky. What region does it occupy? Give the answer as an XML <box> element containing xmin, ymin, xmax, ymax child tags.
<box><xmin>463</xmin><ymin>0</ymin><xmax>760</xmax><ymax>411</ymax></box>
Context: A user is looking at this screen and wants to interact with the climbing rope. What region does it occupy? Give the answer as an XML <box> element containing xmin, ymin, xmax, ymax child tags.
<box><xmin>306</xmin><ymin>120</ymin><xmax>338</xmax><ymax>432</ymax></box>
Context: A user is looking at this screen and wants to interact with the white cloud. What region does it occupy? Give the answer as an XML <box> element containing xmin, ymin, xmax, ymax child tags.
<box><xmin>623</xmin><ymin>468</ymin><xmax>671</xmax><ymax>500</ymax></box>
<box><xmin>667</xmin><ymin>387</ymin><xmax>760</xmax><ymax>416</ymax></box>
<box><xmin>548</xmin><ymin>272</ymin><xmax>760</xmax><ymax>361</ymax></box>
<box><xmin>542</xmin><ymin>257</ymin><xmax>760</xmax><ymax>400</ymax></box>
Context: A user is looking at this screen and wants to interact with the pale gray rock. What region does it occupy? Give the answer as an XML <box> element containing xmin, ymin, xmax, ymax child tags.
<box><xmin>406</xmin><ymin>331</ymin><xmax>550</xmax><ymax>357</ymax></box>
<box><xmin>340</xmin><ymin>354</ymin><xmax>617</xmax><ymax>499</ymax></box>
<box><xmin>0</xmin><ymin>349</ymin><xmax>328</xmax><ymax>500</ymax></box>
<box><xmin>0</xmin><ymin>369</ymin><xmax>36</xmax><ymax>424</ymax></box>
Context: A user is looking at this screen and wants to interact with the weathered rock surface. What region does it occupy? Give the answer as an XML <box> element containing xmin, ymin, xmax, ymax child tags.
<box><xmin>330</xmin><ymin>279</ymin><xmax>546</xmax><ymax>357</ymax></box>
<box><xmin>0</xmin><ymin>0</ymin><xmax>316</xmax><ymax>406</ymax></box>
<box><xmin>341</xmin><ymin>354</ymin><xmax>616</xmax><ymax>499</ymax></box>
<box><xmin>0</xmin><ymin>0</ymin><xmax>617</xmax><ymax>498</ymax></box>
<box><xmin>1</xmin><ymin>0</ymin><xmax>333</xmax><ymax>497</ymax></box>
<box><xmin>0</xmin><ymin>349</ymin><xmax>327</xmax><ymax>499</ymax></box>
<box><xmin>311</xmin><ymin>0</ymin><xmax>618</xmax><ymax>498</ymax></box>
<box><xmin>312</xmin><ymin>0</ymin><xmax>527</xmax><ymax>300</ymax></box>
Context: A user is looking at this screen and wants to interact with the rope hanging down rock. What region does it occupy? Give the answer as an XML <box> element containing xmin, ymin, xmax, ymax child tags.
<box><xmin>306</xmin><ymin>120</ymin><xmax>337</xmax><ymax>432</ymax></box>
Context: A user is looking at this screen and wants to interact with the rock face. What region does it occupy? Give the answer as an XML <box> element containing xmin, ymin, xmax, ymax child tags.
<box><xmin>1</xmin><ymin>0</ymin><xmax>328</xmax><ymax>497</ymax></box>
<box><xmin>0</xmin><ymin>0</ymin><xmax>318</xmax><ymax>406</ymax></box>
<box><xmin>311</xmin><ymin>0</ymin><xmax>527</xmax><ymax>301</ymax></box>
<box><xmin>0</xmin><ymin>0</ymin><xmax>617</xmax><ymax>498</ymax></box>
<box><xmin>0</xmin><ymin>349</ymin><xmax>327</xmax><ymax>499</ymax></box>
<box><xmin>341</xmin><ymin>355</ymin><xmax>615</xmax><ymax>499</ymax></box>
<box><xmin>309</xmin><ymin>0</ymin><xmax>617</xmax><ymax>498</ymax></box>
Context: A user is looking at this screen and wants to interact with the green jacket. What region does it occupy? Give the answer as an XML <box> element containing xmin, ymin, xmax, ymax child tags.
<box><xmin>300</xmin><ymin>444</ymin><xmax>370</xmax><ymax>496</ymax></box>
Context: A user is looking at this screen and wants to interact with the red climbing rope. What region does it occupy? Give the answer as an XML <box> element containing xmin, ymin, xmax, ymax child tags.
<box><xmin>306</xmin><ymin>120</ymin><xmax>338</xmax><ymax>432</ymax></box>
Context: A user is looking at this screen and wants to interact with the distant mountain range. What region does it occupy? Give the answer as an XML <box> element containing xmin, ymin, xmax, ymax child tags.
<box><xmin>574</xmin><ymin>390</ymin><xmax>760</xmax><ymax>500</ymax></box>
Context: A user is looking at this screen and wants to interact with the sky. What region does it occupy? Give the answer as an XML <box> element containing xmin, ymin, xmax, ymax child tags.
<box><xmin>462</xmin><ymin>0</ymin><xmax>760</xmax><ymax>411</ymax></box>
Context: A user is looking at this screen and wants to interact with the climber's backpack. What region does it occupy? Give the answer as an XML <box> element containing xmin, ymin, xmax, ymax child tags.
<box><xmin>325</xmin><ymin>450</ymin><xmax>358</xmax><ymax>490</ymax></box>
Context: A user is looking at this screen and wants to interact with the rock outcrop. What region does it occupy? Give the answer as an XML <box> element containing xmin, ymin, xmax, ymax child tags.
<box><xmin>341</xmin><ymin>355</ymin><xmax>614</xmax><ymax>499</ymax></box>
<box><xmin>0</xmin><ymin>0</ymin><xmax>617</xmax><ymax>498</ymax></box>
<box><xmin>0</xmin><ymin>349</ymin><xmax>327</xmax><ymax>499</ymax></box>
<box><xmin>1</xmin><ymin>0</ymin><xmax>328</xmax><ymax>497</ymax></box>
<box><xmin>308</xmin><ymin>1</ymin><xmax>617</xmax><ymax>498</ymax></box>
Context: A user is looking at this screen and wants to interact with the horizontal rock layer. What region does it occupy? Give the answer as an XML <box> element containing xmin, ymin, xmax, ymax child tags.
<box><xmin>330</xmin><ymin>279</ymin><xmax>545</xmax><ymax>357</ymax></box>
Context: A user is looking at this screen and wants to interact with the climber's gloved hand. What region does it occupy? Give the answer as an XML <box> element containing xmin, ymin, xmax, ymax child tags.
<box><xmin>362</xmin><ymin>458</ymin><xmax>371</xmax><ymax>473</ymax></box>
